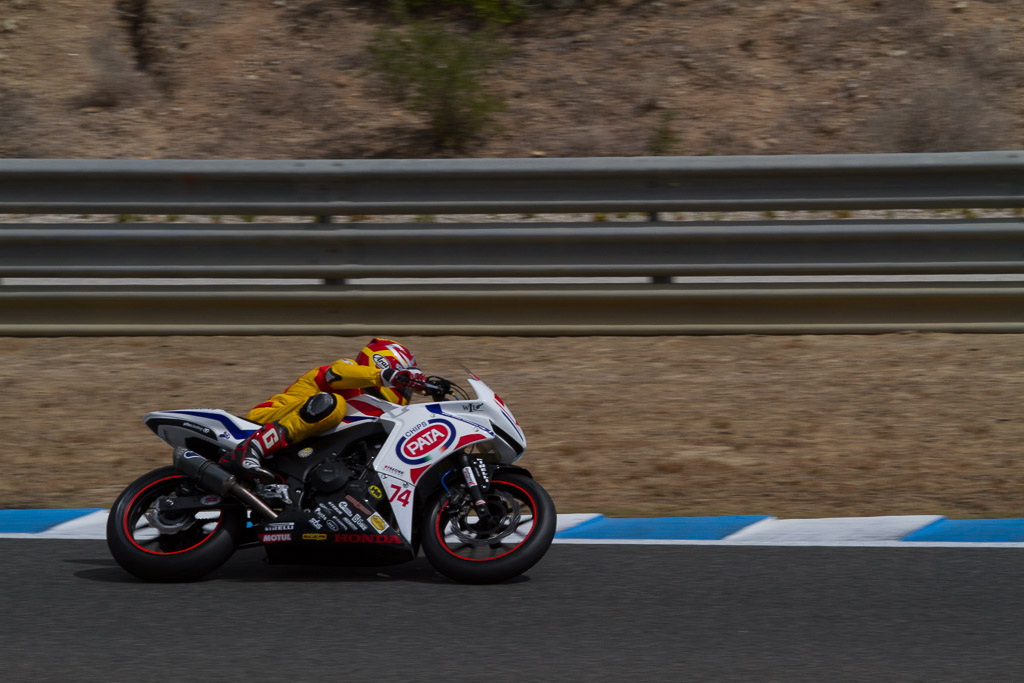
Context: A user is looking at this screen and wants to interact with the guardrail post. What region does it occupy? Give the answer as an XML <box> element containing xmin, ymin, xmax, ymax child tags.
<box><xmin>648</xmin><ymin>211</ymin><xmax>671</xmax><ymax>285</ymax></box>
<box><xmin>317</xmin><ymin>215</ymin><xmax>347</xmax><ymax>286</ymax></box>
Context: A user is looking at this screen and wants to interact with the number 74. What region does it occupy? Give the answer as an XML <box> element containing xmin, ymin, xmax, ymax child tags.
<box><xmin>389</xmin><ymin>484</ymin><xmax>412</xmax><ymax>507</ymax></box>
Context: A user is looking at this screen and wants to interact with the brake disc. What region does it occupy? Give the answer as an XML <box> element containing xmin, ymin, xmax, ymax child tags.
<box><xmin>448</xmin><ymin>490</ymin><xmax>520</xmax><ymax>546</ymax></box>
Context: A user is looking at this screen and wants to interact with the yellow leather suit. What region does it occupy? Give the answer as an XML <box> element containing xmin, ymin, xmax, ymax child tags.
<box><xmin>246</xmin><ymin>358</ymin><xmax>404</xmax><ymax>444</ymax></box>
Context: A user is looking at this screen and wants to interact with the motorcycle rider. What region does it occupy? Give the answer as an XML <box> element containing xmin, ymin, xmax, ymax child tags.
<box><xmin>220</xmin><ymin>337</ymin><xmax>426</xmax><ymax>486</ymax></box>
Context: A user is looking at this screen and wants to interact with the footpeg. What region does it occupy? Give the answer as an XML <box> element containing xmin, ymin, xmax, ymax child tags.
<box><xmin>256</xmin><ymin>484</ymin><xmax>293</xmax><ymax>505</ymax></box>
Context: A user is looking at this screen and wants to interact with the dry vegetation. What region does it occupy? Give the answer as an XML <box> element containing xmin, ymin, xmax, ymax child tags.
<box><xmin>1</xmin><ymin>0</ymin><xmax>1022</xmax><ymax>158</ymax></box>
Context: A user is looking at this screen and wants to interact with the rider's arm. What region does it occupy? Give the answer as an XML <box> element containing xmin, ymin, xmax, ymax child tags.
<box><xmin>319</xmin><ymin>359</ymin><xmax>383</xmax><ymax>390</ymax></box>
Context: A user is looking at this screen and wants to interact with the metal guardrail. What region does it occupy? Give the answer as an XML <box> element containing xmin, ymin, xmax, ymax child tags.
<box><xmin>1</xmin><ymin>219</ymin><xmax>1023</xmax><ymax>278</ymax></box>
<box><xmin>2</xmin><ymin>152</ymin><xmax>1024</xmax><ymax>214</ymax></box>
<box><xmin>2</xmin><ymin>152</ymin><xmax>1024</xmax><ymax>335</ymax></box>
<box><xmin>1</xmin><ymin>285</ymin><xmax>1022</xmax><ymax>336</ymax></box>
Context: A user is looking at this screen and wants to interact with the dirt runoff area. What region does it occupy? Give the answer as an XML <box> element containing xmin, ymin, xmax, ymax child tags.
<box><xmin>1</xmin><ymin>333</ymin><xmax>1022</xmax><ymax>519</ymax></box>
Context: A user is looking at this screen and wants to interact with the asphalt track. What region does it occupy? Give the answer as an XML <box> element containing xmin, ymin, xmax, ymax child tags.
<box><xmin>4</xmin><ymin>540</ymin><xmax>1024</xmax><ymax>681</ymax></box>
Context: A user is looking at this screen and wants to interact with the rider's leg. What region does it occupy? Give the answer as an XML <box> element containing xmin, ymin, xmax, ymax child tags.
<box><xmin>275</xmin><ymin>392</ymin><xmax>346</xmax><ymax>444</ymax></box>
<box><xmin>222</xmin><ymin>392</ymin><xmax>346</xmax><ymax>486</ymax></box>
<box><xmin>221</xmin><ymin>421</ymin><xmax>290</xmax><ymax>485</ymax></box>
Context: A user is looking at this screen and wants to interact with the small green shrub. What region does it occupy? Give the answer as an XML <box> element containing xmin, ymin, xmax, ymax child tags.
<box><xmin>395</xmin><ymin>0</ymin><xmax>527</xmax><ymax>24</ymax></box>
<box><xmin>646</xmin><ymin>112</ymin><xmax>679</xmax><ymax>156</ymax></box>
<box><xmin>367</xmin><ymin>21</ymin><xmax>506</xmax><ymax>150</ymax></box>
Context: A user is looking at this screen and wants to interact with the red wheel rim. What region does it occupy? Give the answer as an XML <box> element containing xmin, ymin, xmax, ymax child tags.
<box><xmin>123</xmin><ymin>475</ymin><xmax>224</xmax><ymax>556</ymax></box>
<box><xmin>435</xmin><ymin>479</ymin><xmax>537</xmax><ymax>562</ymax></box>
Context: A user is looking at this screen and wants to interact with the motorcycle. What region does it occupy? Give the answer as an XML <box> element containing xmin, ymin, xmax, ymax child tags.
<box><xmin>106</xmin><ymin>375</ymin><xmax>556</xmax><ymax>583</ymax></box>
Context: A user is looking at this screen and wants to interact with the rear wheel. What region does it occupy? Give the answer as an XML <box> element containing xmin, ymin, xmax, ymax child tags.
<box><xmin>106</xmin><ymin>466</ymin><xmax>245</xmax><ymax>582</ymax></box>
<box><xmin>421</xmin><ymin>473</ymin><xmax>556</xmax><ymax>584</ymax></box>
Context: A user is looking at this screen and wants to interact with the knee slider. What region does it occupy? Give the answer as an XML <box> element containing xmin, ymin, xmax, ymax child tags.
<box><xmin>299</xmin><ymin>392</ymin><xmax>338</xmax><ymax>423</ymax></box>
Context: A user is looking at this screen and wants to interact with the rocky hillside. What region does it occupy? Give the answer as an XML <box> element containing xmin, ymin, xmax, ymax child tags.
<box><xmin>0</xmin><ymin>0</ymin><xmax>1021</xmax><ymax>159</ymax></box>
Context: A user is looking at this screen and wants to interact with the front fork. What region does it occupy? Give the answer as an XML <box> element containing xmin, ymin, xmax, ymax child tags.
<box><xmin>456</xmin><ymin>452</ymin><xmax>493</xmax><ymax>522</ymax></box>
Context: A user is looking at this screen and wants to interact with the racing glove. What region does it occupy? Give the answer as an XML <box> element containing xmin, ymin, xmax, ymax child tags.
<box><xmin>381</xmin><ymin>367</ymin><xmax>427</xmax><ymax>393</ymax></box>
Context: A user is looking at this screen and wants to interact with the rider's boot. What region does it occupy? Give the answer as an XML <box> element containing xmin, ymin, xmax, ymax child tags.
<box><xmin>219</xmin><ymin>422</ymin><xmax>290</xmax><ymax>487</ymax></box>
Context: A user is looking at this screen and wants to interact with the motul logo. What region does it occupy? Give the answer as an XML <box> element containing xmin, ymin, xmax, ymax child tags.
<box><xmin>260</xmin><ymin>533</ymin><xmax>291</xmax><ymax>543</ymax></box>
<box><xmin>334</xmin><ymin>533</ymin><xmax>401</xmax><ymax>544</ymax></box>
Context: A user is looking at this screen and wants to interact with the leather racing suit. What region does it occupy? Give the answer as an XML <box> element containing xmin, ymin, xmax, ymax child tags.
<box><xmin>246</xmin><ymin>358</ymin><xmax>402</xmax><ymax>444</ymax></box>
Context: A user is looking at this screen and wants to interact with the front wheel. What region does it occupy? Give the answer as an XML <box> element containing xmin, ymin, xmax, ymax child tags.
<box><xmin>106</xmin><ymin>465</ymin><xmax>245</xmax><ymax>582</ymax></box>
<box><xmin>421</xmin><ymin>473</ymin><xmax>556</xmax><ymax>584</ymax></box>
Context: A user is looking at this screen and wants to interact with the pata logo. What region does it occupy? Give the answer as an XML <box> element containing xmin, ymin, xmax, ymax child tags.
<box><xmin>405</xmin><ymin>426</ymin><xmax>448</xmax><ymax>456</ymax></box>
<box><xmin>397</xmin><ymin>418</ymin><xmax>455</xmax><ymax>465</ymax></box>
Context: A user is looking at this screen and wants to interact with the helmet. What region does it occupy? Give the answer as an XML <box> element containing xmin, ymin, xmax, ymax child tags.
<box><xmin>356</xmin><ymin>337</ymin><xmax>418</xmax><ymax>405</ymax></box>
<box><xmin>357</xmin><ymin>337</ymin><xmax>417</xmax><ymax>372</ymax></box>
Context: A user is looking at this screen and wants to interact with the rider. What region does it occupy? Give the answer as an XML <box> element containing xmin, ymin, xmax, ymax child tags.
<box><xmin>220</xmin><ymin>337</ymin><xmax>426</xmax><ymax>486</ymax></box>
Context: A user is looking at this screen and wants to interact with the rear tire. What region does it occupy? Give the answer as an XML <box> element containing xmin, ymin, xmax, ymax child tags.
<box><xmin>106</xmin><ymin>466</ymin><xmax>244</xmax><ymax>582</ymax></box>
<box><xmin>421</xmin><ymin>473</ymin><xmax>556</xmax><ymax>584</ymax></box>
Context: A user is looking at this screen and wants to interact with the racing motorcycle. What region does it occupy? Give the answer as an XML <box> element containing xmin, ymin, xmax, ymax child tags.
<box><xmin>106</xmin><ymin>375</ymin><xmax>556</xmax><ymax>583</ymax></box>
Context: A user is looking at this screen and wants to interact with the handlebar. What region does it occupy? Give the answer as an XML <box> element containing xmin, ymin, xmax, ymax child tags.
<box><xmin>420</xmin><ymin>376</ymin><xmax>462</xmax><ymax>402</ymax></box>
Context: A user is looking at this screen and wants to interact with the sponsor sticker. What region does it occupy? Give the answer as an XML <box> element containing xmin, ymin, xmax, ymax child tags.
<box><xmin>182</xmin><ymin>422</ymin><xmax>212</xmax><ymax>435</ymax></box>
<box><xmin>346</xmin><ymin>495</ymin><xmax>373</xmax><ymax>516</ymax></box>
<box><xmin>396</xmin><ymin>418</ymin><xmax>455</xmax><ymax>465</ymax></box>
<box><xmin>260</xmin><ymin>533</ymin><xmax>291</xmax><ymax>544</ymax></box>
<box><xmin>368</xmin><ymin>513</ymin><xmax>388</xmax><ymax>532</ymax></box>
<box><xmin>333</xmin><ymin>533</ymin><xmax>401</xmax><ymax>545</ymax></box>
<box><xmin>302</xmin><ymin>533</ymin><xmax>327</xmax><ymax>541</ymax></box>
<box><xmin>308</xmin><ymin>518</ymin><xmax>323</xmax><ymax>530</ymax></box>
<box><xmin>265</xmin><ymin>522</ymin><xmax>295</xmax><ymax>532</ymax></box>
<box><xmin>368</xmin><ymin>486</ymin><xmax>383</xmax><ymax>500</ymax></box>
<box><xmin>200</xmin><ymin>495</ymin><xmax>221</xmax><ymax>506</ymax></box>
<box><xmin>327</xmin><ymin>520</ymin><xmax>339</xmax><ymax>532</ymax></box>
<box><xmin>351</xmin><ymin>514</ymin><xmax>369</xmax><ymax>532</ymax></box>
<box><xmin>474</xmin><ymin>458</ymin><xmax>490</xmax><ymax>485</ymax></box>
<box><xmin>298</xmin><ymin>447</ymin><xmax>314</xmax><ymax>458</ymax></box>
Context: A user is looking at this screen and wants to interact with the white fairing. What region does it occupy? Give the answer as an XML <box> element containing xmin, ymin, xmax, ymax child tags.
<box><xmin>144</xmin><ymin>409</ymin><xmax>260</xmax><ymax>450</ymax></box>
<box><xmin>371</xmin><ymin>377</ymin><xmax>526</xmax><ymax>541</ymax></box>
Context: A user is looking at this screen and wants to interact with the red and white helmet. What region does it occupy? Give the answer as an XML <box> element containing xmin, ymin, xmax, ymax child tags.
<box><xmin>356</xmin><ymin>337</ymin><xmax>417</xmax><ymax>372</ymax></box>
<box><xmin>357</xmin><ymin>338</ymin><xmax>418</xmax><ymax>404</ymax></box>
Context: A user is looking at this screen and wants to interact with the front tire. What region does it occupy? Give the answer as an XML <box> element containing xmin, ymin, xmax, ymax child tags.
<box><xmin>421</xmin><ymin>473</ymin><xmax>556</xmax><ymax>584</ymax></box>
<box><xmin>106</xmin><ymin>466</ymin><xmax>245</xmax><ymax>582</ymax></box>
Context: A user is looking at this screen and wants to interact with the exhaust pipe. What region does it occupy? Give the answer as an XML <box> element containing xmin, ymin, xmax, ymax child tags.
<box><xmin>173</xmin><ymin>447</ymin><xmax>278</xmax><ymax>521</ymax></box>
